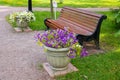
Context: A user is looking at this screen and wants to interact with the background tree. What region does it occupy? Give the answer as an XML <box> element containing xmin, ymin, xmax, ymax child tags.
<box><xmin>59</xmin><ymin>0</ymin><xmax>63</xmax><ymax>3</ymax></box>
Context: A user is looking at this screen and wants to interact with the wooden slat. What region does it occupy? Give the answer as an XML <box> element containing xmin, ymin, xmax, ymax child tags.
<box><xmin>60</xmin><ymin>10</ymin><xmax>99</xmax><ymax>23</ymax></box>
<box><xmin>60</xmin><ymin>9</ymin><xmax>99</xmax><ymax>25</ymax></box>
<box><xmin>60</xmin><ymin>17</ymin><xmax>97</xmax><ymax>30</ymax></box>
<box><xmin>54</xmin><ymin>20</ymin><xmax>92</xmax><ymax>35</ymax></box>
<box><xmin>46</xmin><ymin>20</ymin><xmax>64</xmax><ymax>29</ymax></box>
<box><xmin>56</xmin><ymin>18</ymin><xmax>94</xmax><ymax>33</ymax></box>
<box><xmin>61</xmin><ymin>9</ymin><xmax>100</xmax><ymax>21</ymax></box>
<box><xmin>63</xmin><ymin>7</ymin><xmax>102</xmax><ymax>18</ymax></box>
<box><xmin>61</xmin><ymin>10</ymin><xmax>99</xmax><ymax>22</ymax></box>
<box><xmin>58</xmin><ymin>17</ymin><xmax>96</xmax><ymax>32</ymax></box>
<box><xmin>60</xmin><ymin>13</ymin><xmax>98</xmax><ymax>28</ymax></box>
<box><xmin>46</xmin><ymin>19</ymin><xmax>92</xmax><ymax>35</ymax></box>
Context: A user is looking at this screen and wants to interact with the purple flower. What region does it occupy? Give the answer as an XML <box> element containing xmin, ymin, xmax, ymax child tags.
<box><xmin>34</xmin><ymin>32</ymin><xmax>41</xmax><ymax>41</ymax></box>
<box><xmin>80</xmin><ymin>48</ymin><xmax>88</xmax><ymax>57</ymax></box>
<box><xmin>67</xmin><ymin>48</ymin><xmax>76</xmax><ymax>58</ymax></box>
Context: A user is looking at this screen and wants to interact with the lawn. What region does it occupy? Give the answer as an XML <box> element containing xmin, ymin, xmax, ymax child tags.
<box><xmin>56</xmin><ymin>52</ymin><xmax>120</xmax><ymax>80</ymax></box>
<box><xmin>1</xmin><ymin>0</ymin><xmax>120</xmax><ymax>8</ymax></box>
<box><xmin>7</xmin><ymin>11</ymin><xmax>120</xmax><ymax>79</ymax></box>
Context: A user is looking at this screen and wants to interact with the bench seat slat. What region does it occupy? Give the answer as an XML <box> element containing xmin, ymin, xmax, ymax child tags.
<box><xmin>60</xmin><ymin>9</ymin><xmax>100</xmax><ymax>27</ymax></box>
<box><xmin>60</xmin><ymin>17</ymin><xmax>97</xmax><ymax>31</ymax></box>
<box><xmin>58</xmin><ymin>17</ymin><xmax>96</xmax><ymax>33</ymax></box>
<box><xmin>63</xmin><ymin>7</ymin><xmax>102</xmax><ymax>18</ymax></box>
<box><xmin>60</xmin><ymin>14</ymin><xmax>98</xmax><ymax>29</ymax></box>
<box><xmin>60</xmin><ymin>12</ymin><xmax>99</xmax><ymax>24</ymax></box>
<box><xmin>46</xmin><ymin>19</ymin><xmax>93</xmax><ymax>35</ymax></box>
<box><xmin>61</xmin><ymin>9</ymin><xmax>100</xmax><ymax>21</ymax></box>
<box><xmin>45</xmin><ymin>19</ymin><xmax>64</xmax><ymax>29</ymax></box>
<box><xmin>60</xmin><ymin>13</ymin><xmax>98</xmax><ymax>27</ymax></box>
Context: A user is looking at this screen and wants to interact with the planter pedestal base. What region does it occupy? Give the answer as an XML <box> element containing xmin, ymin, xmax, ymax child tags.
<box><xmin>43</xmin><ymin>62</ymin><xmax>78</xmax><ymax>78</ymax></box>
<box><xmin>14</xmin><ymin>27</ymin><xmax>22</xmax><ymax>32</ymax></box>
<box><xmin>23</xmin><ymin>27</ymin><xmax>32</xmax><ymax>32</ymax></box>
<box><xmin>14</xmin><ymin>27</ymin><xmax>32</xmax><ymax>32</ymax></box>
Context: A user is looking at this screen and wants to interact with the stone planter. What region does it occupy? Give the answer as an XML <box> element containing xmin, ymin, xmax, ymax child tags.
<box><xmin>16</xmin><ymin>20</ymin><xmax>28</xmax><ymax>28</ymax></box>
<box><xmin>44</xmin><ymin>46</ymin><xmax>70</xmax><ymax>71</ymax></box>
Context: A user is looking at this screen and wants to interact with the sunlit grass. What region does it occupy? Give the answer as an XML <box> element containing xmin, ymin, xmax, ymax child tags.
<box><xmin>56</xmin><ymin>52</ymin><xmax>120</xmax><ymax>80</ymax></box>
<box><xmin>0</xmin><ymin>0</ymin><xmax>120</xmax><ymax>8</ymax></box>
<box><xmin>115</xmin><ymin>48</ymin><xmax>120</xmax><ymax>52</ymax></box>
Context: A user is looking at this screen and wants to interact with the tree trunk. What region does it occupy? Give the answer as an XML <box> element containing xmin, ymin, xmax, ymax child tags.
<box><xmin>50</xmin><ymin>0</ymin><xmax>54</xmax><ymax>19</ymax></box>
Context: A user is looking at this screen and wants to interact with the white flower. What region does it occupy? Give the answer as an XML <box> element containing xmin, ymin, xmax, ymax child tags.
<box><xmin>9</xmin><ymin>11</ymin><xmax>36</xmax><ymax>24</ymax></box>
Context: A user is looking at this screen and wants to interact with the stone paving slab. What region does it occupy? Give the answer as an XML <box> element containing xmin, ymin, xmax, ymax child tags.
<box><xmin>14</xmin><ymin>27</ymin><xmax>23</xmax><ymax>32</ymax></box>
<box><xmin>84</xmin><ymin>42</ymin><xmax>105</xmax><ymax>55</ymax></box>
<box><xmin>14</xmin><ymin>27</ymin><xmax>32</xmax><ymax>32</ymax></box>
<box><xmin>23</xmin><ymin>27</ymin><xmax>32</xmax><ymax>32</ymax></box>
<box><xmin>43</xmin><ymin>63</ymin><xmax>78</xmax><ymax>78</ymax></box>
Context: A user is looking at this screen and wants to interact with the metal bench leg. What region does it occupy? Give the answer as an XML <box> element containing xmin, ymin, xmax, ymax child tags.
<box><xmin>76</xmin><ymin>35</ymin><xmax>84</xmax><ymax>46</ymax></box>
<box><xmin>44</xmin><ymin>18</ymin><xmax>50</xmax><ymax>31</ymax></box>
<box><xmin>94</xmin><ymin>39</ymin><xmax>100</xmax><ymax>49</ymax></box>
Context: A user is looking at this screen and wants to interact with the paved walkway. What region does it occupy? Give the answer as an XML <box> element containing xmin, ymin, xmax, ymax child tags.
<box><xmin>0</xmin><ymin>6</ymin><xmax>112</xmax><ymax>80</ymax></box>
<box><xmin>0</xmin><ymin>6</ymin><xmax>52</xmax><ymax>80</ymax></box>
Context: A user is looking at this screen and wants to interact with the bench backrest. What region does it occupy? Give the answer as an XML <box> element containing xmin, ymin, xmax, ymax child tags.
<box><xmin>59</xmin><ymin>7</ymin><xmax>107</xmax><ymax>35</ymax></box>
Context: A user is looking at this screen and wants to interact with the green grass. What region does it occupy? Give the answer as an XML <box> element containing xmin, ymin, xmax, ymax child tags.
<box><xmin>7</xmin><ymin>11</ymin><xmax>120</xmax><ymax>79</ymax></box>
<box><xmin>99</xmin><ymin>11</ymin><xmax>120</xmax><ymax>51</ymax></box>
<box><xmin>56</xmin><ymin>52</ymin><xmax>120</xmax><ymax>80</ymax></box>
<box><xmin>29</xmin><ymin>11</ymin><xmax>51</xmax><ymax>30</ymax></box>
<box><xmin>30</xmin><ymin>11</ymin><xmax>60</xmax><ymax>30</ymax></box>
<box><xmin>1</xmin><ymin>0</ymin><xmax>120</xmax><ymax>8</ymax></box>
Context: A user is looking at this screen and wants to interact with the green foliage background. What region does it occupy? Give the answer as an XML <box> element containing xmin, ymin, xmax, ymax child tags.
<box><xmin>0</xmin><ymin>0</ymin><xmax>120</xmax><ymax>8</ymax></box>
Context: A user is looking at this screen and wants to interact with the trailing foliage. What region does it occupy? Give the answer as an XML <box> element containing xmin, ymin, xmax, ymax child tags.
<box><xmin>114</xmin><ymin>11</ymin><xmax>120</xmax><ymax>27</ymax></box>
<box><xmin>110</xmin><ymin>8</ymin><xmax>120</xmax><ymax>36</ymax></box>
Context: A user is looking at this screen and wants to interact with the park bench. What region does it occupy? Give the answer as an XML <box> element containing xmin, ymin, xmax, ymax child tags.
<box><xmin>44</xmin><ymin>7</ymin><xmax>107</xmax><ymax>49</ymax></box>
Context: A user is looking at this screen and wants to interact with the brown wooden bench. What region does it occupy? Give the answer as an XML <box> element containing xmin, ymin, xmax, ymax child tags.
<box><xmin>44</xmin><ymin>7</ymin><xmax>107</xmax><ymax>49</ymax></box>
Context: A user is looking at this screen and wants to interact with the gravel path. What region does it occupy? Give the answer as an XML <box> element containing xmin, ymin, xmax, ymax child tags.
<box><xmin>0</xmin><ymin>6</ymin><xmax>111</xmax><ymax>80</ymax></box>
<box><xmin>0</xmin><ymin>6</ymin><xmax>53</xmax><ymax>80</ymax></box>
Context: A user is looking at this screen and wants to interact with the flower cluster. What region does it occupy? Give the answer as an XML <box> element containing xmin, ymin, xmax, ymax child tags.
<box><xmin>35</xmin><ymin>29</ymin><xmax>82</xmax><ymax>58</ymax></box>
<box><xmin>37</xmin><ymin>29</ymin><xmax>77</xmax><ymax>48</ymax></box>
<box><xmin>9</xmin><ymin>11</ymin><xmax>36</xmax><ymax>24</ymax></box>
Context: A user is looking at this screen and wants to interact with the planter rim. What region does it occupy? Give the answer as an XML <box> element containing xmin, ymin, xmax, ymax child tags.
<box><xmin>44</xmin><ymin>45</ymin><xmax>70</xmax><ymax>52</ymax></box>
